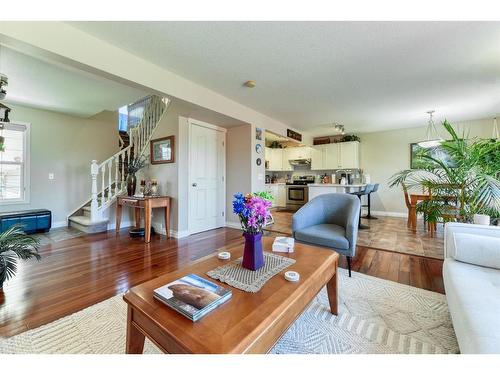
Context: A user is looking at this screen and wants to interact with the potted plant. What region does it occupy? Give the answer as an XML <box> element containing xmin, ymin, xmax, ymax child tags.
<box><xmin>0</xmin><ymin>224</ymin><xmax>41</xmax><ymax>290</ymax></box>
<box><xmin>390</xmin><ymin>120</ymin><xmax>500</xmax><ymax>225</ymax></box>
<box><xmin>232</xmin><ymin>192</ymin><xmax>273</xmax><ymax>271</ymax></box>
<box><xmin>126</xmin><ymin>156</ymin><xmax>147</xmax><ymax>196</ymax></box>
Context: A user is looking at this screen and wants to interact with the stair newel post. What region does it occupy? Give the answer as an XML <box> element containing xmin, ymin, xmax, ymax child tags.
<box><xmin>90</xmin><ymin>160</ymin><xmax>99</xmax><ymax>221</ymax></box>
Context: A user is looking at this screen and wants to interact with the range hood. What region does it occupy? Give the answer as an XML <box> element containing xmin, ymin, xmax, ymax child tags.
<box><xmin>289</xmin><ymin>158</ymin><xmax>311</xmax><ymax>166</ymax></box>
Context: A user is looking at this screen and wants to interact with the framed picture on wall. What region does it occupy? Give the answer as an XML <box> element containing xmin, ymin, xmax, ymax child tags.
<box><xmin>150</xmin><ymin>136</ymin><xmax>175</xmax><ymax>164</ymax></box>
<box><xmin>410</xmin><ymin>142</ymin><xmax>455</xmax><ymax>169</ymax></box>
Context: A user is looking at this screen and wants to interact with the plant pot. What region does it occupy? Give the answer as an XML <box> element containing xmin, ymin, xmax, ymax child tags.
<box><xmin>242</xmin><ymin>232</ymin><xmax>264</xmax><ymax>271</ymax></box>
<box><xmin>127</xmin><ymin>174</ymin><xmax>137</xmax><ymax>196</ymax></box>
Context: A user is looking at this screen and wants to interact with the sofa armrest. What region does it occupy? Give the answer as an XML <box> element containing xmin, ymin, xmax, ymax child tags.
<box><xmin>452</xmin><ymin>232</ymin><xmax>500</xmax><ymax>269</ymax></box>
<box><xmin>444</xmin><ymin>222</ymin><xmax>500</xmax><ymax>259</ymax></box>
<box><xmin>344</xmin><ymin>198</ymin><xmax>360</xmax><ymax>250</ymax></box>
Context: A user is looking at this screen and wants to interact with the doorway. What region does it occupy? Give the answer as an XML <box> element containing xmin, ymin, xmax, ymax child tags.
<box><xmin>188</xmin><ymin>119</ymin><xmax>226</xmax><ymax>234</ymax></box>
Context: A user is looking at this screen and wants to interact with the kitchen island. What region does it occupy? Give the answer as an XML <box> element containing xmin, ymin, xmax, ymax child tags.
<box><xmin>308</xmin><ymin>183</ymin><xmax>366</xmax><ymax>201</ymax></box>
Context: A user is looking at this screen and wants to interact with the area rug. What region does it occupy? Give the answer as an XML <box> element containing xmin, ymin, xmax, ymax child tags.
<box><xmin>0</xmin><ymin>270</ymin><xmax>459</xmax><ymax>354</ymax></box>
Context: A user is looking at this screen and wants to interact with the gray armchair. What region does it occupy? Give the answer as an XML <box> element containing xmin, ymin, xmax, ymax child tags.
<box><xmin>292</xmin><ymin>193</ymin><xmax>360</xmax><ymax>277</ymax></box>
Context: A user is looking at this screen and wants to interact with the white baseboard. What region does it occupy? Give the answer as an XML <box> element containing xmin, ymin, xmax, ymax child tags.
<box><xmin>151</xmin><ymin>223</ymin><xmax>190</xmax><ymax>239</ymax></box>
<box><xmin>107</xmin><ymin>220</ymin><xmax>133</xmax><ymax>231</ymax></box>
<box><xmin>225</xmin><ymin>221</ymin><xmax>241</xmax><ymax>230</ymax></box>
<box><xmin>52</xmin><ymin>220</ymin><xmax>68</xmax><ymax>228</ymax></box>
<box><xmin>364</xmin><ymin>210</ymin><xmax>408</xmax><ymax>218</ymax></box>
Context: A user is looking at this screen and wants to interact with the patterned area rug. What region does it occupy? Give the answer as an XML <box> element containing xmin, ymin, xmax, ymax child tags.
<box><xmin>0</xmin><ymin>270</ymin><xmax>458</xmax><ymax>354</ymax></box>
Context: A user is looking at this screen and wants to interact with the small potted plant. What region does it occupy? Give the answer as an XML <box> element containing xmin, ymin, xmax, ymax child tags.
<box><xmin>126</xmin><ymin>157</ymin><xmax>147</xmax><ymax>196</ymax></box>
<box><xmin>232</xmin><ymin>192</ymin><xmax>272</xmax><ymax>271</ymax></box>
<box><xmin>0</xmin><ymin>224</ymin><xmax>41</xmax><ymax>290</ymax></box>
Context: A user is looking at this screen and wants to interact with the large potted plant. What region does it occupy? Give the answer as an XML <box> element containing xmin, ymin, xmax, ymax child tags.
<box><xmin>0</xmin><ymin>224</ymin><xmax>41</xmax><ymax>290</ymax></box>
<box><xmin>390</xmin><ymin>120</ymin><xmax>500</xmax><ymax>224</ymax></box>
<box><xmin>232</xmin><ymin>192</ymin><xmax>272</xmax><ymax>271</ymax></box>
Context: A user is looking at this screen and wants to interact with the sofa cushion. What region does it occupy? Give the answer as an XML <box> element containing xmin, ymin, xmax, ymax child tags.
<box><xmin>443</xmin><ymin>258</ymin><xmax>500</xmax><ymax>353</ymax></box>
<box><xmin>294</xmin><ymin>223</ymin><xmax>349</xmax><ymax>250</ymax></box>
<box><xmin>453</xmin><ymin>233</ymin><xmax>500</xmax><ymax>270</ymax></box>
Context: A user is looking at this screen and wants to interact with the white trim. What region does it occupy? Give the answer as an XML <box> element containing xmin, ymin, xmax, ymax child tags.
<box><xmin>52</xmin><ymin>220</ymin><xmax>68</xmax><ymax>228</ymax></box>
<box><xmin>0</xmin><ymin>121</ymin><xmax>31</xmax><ymax>205</ymax></box>
<box><xmin>225</xmin><ymin>221</ymin><xmax>242</xmax><ymax>230</ymax></box>
<box><xmin>187</xmin><ymin>117</ymin><xmax>227</xmax><ymax>133</ymax></box>
<box><xmin>151</xmin><ymin>223</ymin><xmax>190</xmax><ymax>238</ymax></box>
<box><xmin>361</xmin><ymin>209</ymin><xmax>408</xmax><ymax>218</ymax></box>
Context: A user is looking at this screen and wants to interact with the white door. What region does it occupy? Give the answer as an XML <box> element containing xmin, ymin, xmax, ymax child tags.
<box><xmin>188</xmin><ymin>120</ymin><xmax>226</xmax><ymax>234</ymax></box>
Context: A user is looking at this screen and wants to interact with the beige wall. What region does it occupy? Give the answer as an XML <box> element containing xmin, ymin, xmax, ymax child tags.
<box><xmin>1</xmin><ymin>104</ymin><xmax>119</xmax><ymax>225</ymax></box>
<box><xmin>226</xmin><ymin>125</ymin><xmax>253</xmax><ymax>225</ymax></box>
<box><xmin>360</xmin><ymin>117</ymin><xmax>495</xmax><ymax>215</ymax></box>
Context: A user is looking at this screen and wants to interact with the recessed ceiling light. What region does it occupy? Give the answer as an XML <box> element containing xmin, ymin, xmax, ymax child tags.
<box><xmin>243</xmin><ymin>80</ymin><xmax>256</xmax><ymax>88</ymax></box>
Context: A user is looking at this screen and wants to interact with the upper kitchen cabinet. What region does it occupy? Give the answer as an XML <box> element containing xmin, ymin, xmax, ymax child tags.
<box><xmin>310</xmin><ymin>144</ymin><xmax>327</xmax><ymax>170</ymax></box>
<box><xmin>311</xmin><ymin>141</ymin><xmax>360</xmax><ymax>170</ymax></box>
<box><xmin>324</xmin><ymin>143</ymin><xmax>340</xmax><ymax>169</ymax></box>
<box><xmin>282</xmin><ymin>146</ymin><xmax>311</xmax><ymax>171</ymax></box>
<box><xmin>265</xmin><ymin>147</ymin><xmax>283</xmax><ymax>171</ymax></box>
<box><xmin>339</xmin><ymin>141</ymin><xmax>360</xmax><ymax>169</ymax></box>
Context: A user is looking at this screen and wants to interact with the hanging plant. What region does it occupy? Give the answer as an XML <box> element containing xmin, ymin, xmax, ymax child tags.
<box><xmin>0</xmin><ymin>135</ymin><xmax>4</xmax><ymax>152</ymax></box>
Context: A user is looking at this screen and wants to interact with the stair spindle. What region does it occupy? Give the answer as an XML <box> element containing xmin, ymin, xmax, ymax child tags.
<box><xmin>108</xmin><ymin>160</ymin><xmax>112</xmax><ymax>201</ymax></box>
<box><xmin>115</xmin><ymin>155</ymin><xmax>119</xmax><ymax>193</ymax></box>
<box><xmin>101</xmin><ymin>165</ymin><xmax>105</xmax><ymax>207</ymax></box>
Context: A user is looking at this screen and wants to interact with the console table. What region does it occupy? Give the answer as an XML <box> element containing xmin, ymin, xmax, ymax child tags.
<box><xmin>116</xmin><ymin>196</ymin><xmax>171</xmax><ymax>243</ymax></box>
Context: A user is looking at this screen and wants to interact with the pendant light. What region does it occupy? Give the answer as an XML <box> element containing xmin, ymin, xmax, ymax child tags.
<box><xmin>493</xmin><ymin>117</ymin><xmax>499</xmax><ymax>139</ymax></box>
<box><xmin>418</xmin><ymin>110</ymin><xmax>443</xmax><ymax>148</ymax></box>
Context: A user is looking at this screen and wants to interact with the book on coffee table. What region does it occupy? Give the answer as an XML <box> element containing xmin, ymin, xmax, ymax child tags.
<box><xmin>154</xmin><ymin>273</ymin><xmax>232</xmax><ymax>322</ymax></box>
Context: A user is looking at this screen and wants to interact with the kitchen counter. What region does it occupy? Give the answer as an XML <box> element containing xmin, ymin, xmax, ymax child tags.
<box><xmin>265</xmin><ymin>182</ymin><xmax>286</xmax><ymax>185</ymax></box>
<box><xmin>308</xmin><ymin>183</ymin><xmax>365</xmax><ymax>201</ymax></box>
<box><xmin>308</xmin><ymin>183</ymin><xmax>366</xmax><ymax>187</ymax></box>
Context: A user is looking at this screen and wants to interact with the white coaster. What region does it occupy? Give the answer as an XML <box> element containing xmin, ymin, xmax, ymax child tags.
<box><xmin>217</xmin><ymin>251</ymin><xmax>231</xmax><ymax>260</ymax></box>
<box><xmin>284</xmin><ymin>271</ymin><xmax>300</xmax><ymax>282</ymax></box>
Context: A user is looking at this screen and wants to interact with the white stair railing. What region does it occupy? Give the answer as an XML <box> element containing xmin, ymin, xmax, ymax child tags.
<box><xmin>89</xmin><ymin>95</ymin><xmax>169</xmax><ymax>221</ymax></box>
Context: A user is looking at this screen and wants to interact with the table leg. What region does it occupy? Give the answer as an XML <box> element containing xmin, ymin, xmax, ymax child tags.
<box><xmin>126</xmin><ymin>306</ymin><xmax>145</xmax><ymax>354</ymax></box>
<box><xmin>144</xmin><ymin>200</ymin><xmax>151</xmax><ymax>243</ymax></box>
<box><xmin>134</xmin><ymin>207</ymin><xmax>141</xmax><ymax>228</ymax></box>
<box><xmin>116</xmin><ymin>202</ymin><xmax>122</xmax><ymax>233</ymax></box>
<box><xmin>165</xmin><ymin>200</ymin><xmax>170</xmax><ymax>239</ymax></box>
<box><xmin>409</xmin><ymin>206</ymin><xmax>417</xmax><ymax>231</ymax></box>
<box><xmin>326</xmin><ymin>265</ymin><xmax>338</xmax><ymax>315</ymax></box>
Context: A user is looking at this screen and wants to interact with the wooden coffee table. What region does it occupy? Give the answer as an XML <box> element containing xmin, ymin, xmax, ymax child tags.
<box><xmin>123</xmin><ymin>236</ymin><xmax>339</xmax><ymax>354</ymax></box>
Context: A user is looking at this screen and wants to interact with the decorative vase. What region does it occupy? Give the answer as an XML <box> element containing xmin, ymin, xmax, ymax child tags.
<box><xmin>242</xmin><ymin>232</ymin><xmax>264</xmax><ymax>271</ymax></box>
<box><xmin>127</xmin><ymin>174</ymin><xmax>137</xmax><ymax>197</ymax></box>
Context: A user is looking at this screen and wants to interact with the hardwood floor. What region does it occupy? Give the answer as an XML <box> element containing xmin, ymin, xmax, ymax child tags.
<box><xmin>0</xmin><ymin>227</ymin><xmax>443</xmax><ymax>339</ymax></box>
<box><xmin>267</xmin><ymin>209</ymin><xmax>445</xmax><ymax>259</ymax></box>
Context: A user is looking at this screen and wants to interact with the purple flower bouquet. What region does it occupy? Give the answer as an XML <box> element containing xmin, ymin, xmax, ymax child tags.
<box><xmin>232</xmin><ymin>192</ymin><xmax>272</xmax><ymax>270</ymax></box>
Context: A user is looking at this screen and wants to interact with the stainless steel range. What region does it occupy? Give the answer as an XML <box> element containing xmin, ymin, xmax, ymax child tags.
<box><xmin>285</xmin><ymin>175</ymin><xmax>315</xmax><ymax>210</ymax></box>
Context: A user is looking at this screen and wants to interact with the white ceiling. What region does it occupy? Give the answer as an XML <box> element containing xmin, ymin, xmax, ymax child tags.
<box><xmin>0</xmin><ymin>46</ymin><xmax>148</xmax><ymax>118</ymax></box>
<box><xmin>69</xmin><ymin>21</ymin><xmax>500</xmax><ymax>135</ymax></box>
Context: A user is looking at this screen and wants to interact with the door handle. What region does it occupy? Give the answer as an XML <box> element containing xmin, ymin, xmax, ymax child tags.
<box><xmin>192</xmin><ymin>183</ymin><xmax>197</xmax><ymax>187</ymax></box>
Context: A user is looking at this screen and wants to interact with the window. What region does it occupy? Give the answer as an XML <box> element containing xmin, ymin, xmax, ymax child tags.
<box><xmin>0</xmin><ymin>122</ymin><xmax>30</xmax><ymax>204</ymax></box>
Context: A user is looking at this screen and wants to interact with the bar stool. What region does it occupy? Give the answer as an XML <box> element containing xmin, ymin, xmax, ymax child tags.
<box><xmin>350</xmin><ymin>184</ymin><xmax>375</xmax><ymax>230</ymax></box>
<box><xmin>363</xmin><ymin>183</ymin><xmax>379</xmax><ymax>220</ymax></box>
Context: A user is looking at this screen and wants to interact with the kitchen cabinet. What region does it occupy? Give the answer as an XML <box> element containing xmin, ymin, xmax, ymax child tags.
<box><xmin>324</xmin><ymin>143</ymin><xmax>340</xmax><ymax>169</ymax></box>
<box><xmin>311</xmin><ymin>144</ymin><xmax>327</xmax><ymax>170</ymax></box>
<box><xmin>265</xmin><ymin>147</ymin><xmax>283</xmax><ymax>171</ymax></box>
<box><xmin>282</xmin><ymin>146</ymin><xmax>311</xmax><ymax>171</ymax></box>
<box><xmin>265</xmin><ymin>184</ymin><xmax>286</xmax><ymax>207</ymax></box>
<box><xmin>311</xmin><ymin>141</ymin><xmax>360</xmax><ymax>170</ymax></box>
<box><xmin>339</xmin><ymin>141</ymin><xmax>360</xmax><ymax>169</ymax></box>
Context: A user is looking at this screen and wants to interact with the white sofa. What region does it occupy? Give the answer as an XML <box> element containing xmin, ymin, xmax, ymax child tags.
<box><xmin>443</xmin><ymin>222</ymin><xmax>500</xmax><ymax>354</ymax></box>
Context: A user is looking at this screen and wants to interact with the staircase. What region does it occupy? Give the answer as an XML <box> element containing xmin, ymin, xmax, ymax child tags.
<box><xmin>68</xmin><ymin>95</ymin><xmax>170</xmax><ymax>233</ymax></box>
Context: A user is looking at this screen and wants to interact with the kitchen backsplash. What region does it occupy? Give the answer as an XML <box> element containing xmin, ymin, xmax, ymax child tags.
<box><xmin>267</xmin><ymin>166</ymin><xmax>364</xmax><ymax>184</ymax></box>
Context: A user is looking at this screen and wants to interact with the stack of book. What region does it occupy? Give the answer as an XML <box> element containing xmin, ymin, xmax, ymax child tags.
<box><xmin>272</xmin><ymin>236</ymin><xmax>295</xmax><ymax>253</ymax></box>
<box><xmin>154</xmin><ymin>273</ymin><xmax>232</xmax><ymax>322</ymax></box>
